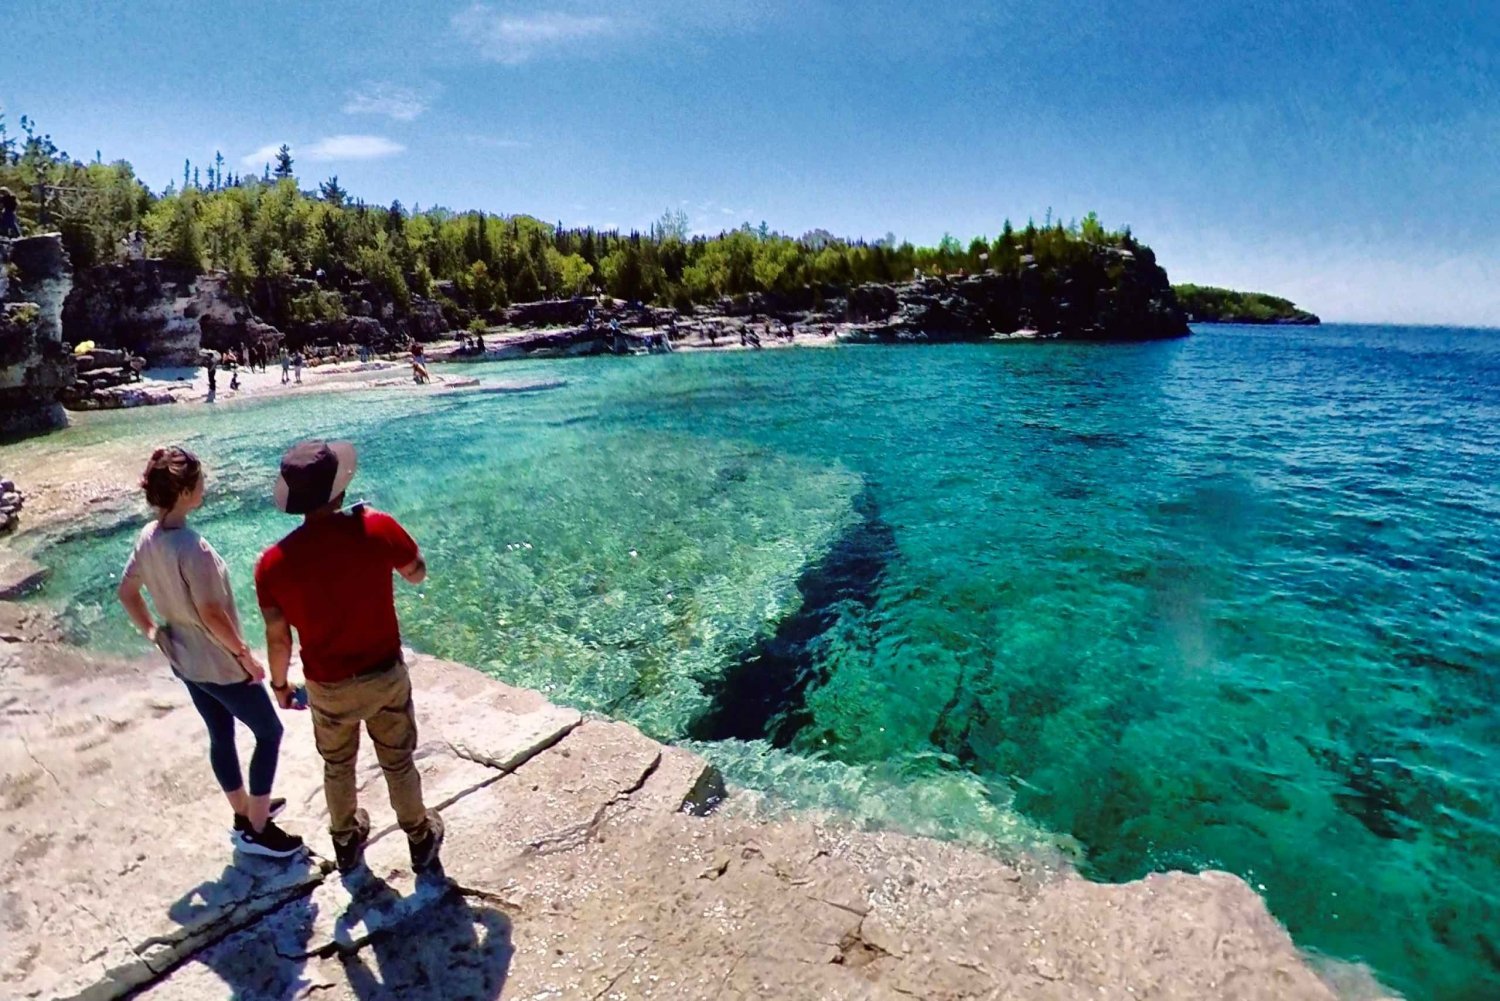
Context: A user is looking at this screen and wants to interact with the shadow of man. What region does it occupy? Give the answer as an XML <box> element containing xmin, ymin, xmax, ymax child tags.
<box><xmin>337</xmin><ymin>869</ymin><xmax>514</xmax><ymax>1001</ymax></box>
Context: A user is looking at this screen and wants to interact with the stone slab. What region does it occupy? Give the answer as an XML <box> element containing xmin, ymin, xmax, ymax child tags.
<box><xmin>406</xmin><ymin>653</ymin><xmax>582</xmax><ymax>771</ymax></box>
<box><xmin>0</xmin><ymin>664</ymin><xmax>331</xmax><ymax>1001</ymax></box>
<box><xmin>0</xmin><ymin>549</ymin><xmax>47</xmax><ymax>599</ymax></box>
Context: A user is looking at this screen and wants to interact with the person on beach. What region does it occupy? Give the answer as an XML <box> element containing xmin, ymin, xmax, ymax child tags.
<box><xmin>280</xmin><ymin>348</ymin><xmax>290</xmax><ymax>385</ymax></box>
<box><xmin>292</xmin><ymin>350</ymin><xmax>304</xmax><ymax>385</ymax></box>
<box><xmin>205</xmin><ymin>354</ymin><xmax>218</xmax><ymax>399</ymax></box>
<box><xmin>0</xmin><ymin>187</ymin><xmax>22</xmax><ymax>238</ymax></box>
<box><xmin>254</xmin><ymin>441</ymin><xmax>444</xmax><ymax>875</ymax></box>
<box><xmin>117</xmin><ymin>447</ymin><xmax>305</xmax><ymax>859</ymax></box>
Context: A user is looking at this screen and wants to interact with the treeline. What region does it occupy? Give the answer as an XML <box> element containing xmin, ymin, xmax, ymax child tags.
<box><xmin>4</xmin><ymin>113</ymin><xmax>1154</xmax><ymax>316</ymax></box>
<box><xmin>1173</xmin><ymin>284</ymin><xmax>1319</xmax><ymax>325</ymax></box>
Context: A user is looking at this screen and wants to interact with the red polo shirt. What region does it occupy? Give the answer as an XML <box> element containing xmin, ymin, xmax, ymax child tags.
<box><xmin>254</xmin><ymin>507</ymin><xmax>420</xmax><ymax>683</ymax></box>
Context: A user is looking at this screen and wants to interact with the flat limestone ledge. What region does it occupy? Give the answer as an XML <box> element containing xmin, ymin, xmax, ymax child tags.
<box><xmin>1</xmin><ymin>637</ymin><xmax>1360</xmax><ymax>1001</ymax></box>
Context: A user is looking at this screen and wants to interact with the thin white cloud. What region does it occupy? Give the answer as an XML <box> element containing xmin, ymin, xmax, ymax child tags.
<box><xmin>240</xmin><ymin>135</ymin><xmax>406</xmax><ymax>169</ymax></box>
<box><xmin>240</xmin><ymin>143</ymin><xmax>282</xmax><ymax>168</ymax></box>
<box><xmin>452</xmin><ymin>4</ymin><xmax>618</xmax><ymax>64</ymax></box>
<box><xmin>304</xmin><ymin>135</ymin><xmax>406</xmax><ymax>161</ymax></box>
<box><xmin>342</xmin><ymin>82</ymin><xmax>435</xmax><ymax>121</ymax></box>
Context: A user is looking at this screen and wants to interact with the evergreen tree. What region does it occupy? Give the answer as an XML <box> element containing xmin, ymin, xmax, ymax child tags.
<box><xmin>319</xmin><ymin>175</ymin><xmax>347</xmax><ymax>207</ymax></box>
<box><xmin>273</xmin><ymin>144</ymin><xmax>294</xmax><ymax>180</ymax></box>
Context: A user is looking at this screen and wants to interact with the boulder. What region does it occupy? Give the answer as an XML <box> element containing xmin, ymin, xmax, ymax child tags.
<box><xmin>75</xmin><ymin>346</ymin><xmax>128</xmax><ymax>371</ymax></box>
<box><xmin>401</xmin><ymin>296</ymin><xmax>450</xmax><ymax>341</ymax></box>
<box><xmin>496</xmin><ymin>298</ymin><xmax>594</xmax><ymax>328</ymax></box>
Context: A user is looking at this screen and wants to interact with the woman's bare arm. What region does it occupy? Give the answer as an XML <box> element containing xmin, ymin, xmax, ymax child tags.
<box><xmin>117</xmin><ymin>578</ymin><xmax>157</xmax><ymax>641</ymax></box>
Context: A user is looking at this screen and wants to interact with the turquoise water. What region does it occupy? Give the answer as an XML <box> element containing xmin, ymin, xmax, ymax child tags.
<box><xmin>29</xmin><ymin>325</ymin><xmax>1500</xmax><ymax>999</ymax></box>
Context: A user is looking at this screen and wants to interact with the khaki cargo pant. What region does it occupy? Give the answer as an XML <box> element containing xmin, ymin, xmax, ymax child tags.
<box><xmin>307</xmin><ymin>659</ymin><xmax>432</xmax><ymax>844</ymax></box>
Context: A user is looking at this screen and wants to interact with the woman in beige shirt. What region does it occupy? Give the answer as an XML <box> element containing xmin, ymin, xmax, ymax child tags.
<box><xmin>117</xmin><ymin>446</ymin><xmax>304</xmax><ymax>859</ymax></box>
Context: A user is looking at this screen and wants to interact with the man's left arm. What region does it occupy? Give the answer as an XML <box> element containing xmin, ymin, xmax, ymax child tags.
<box><xmin>397</xmin><ymin>553</ymin><xmax>427</xmax><ymax>585</ymax></box>
<box><xmin>373</xmin><ymin>511</ymin><xmax>426</xmax><ymax>584</ymax></box>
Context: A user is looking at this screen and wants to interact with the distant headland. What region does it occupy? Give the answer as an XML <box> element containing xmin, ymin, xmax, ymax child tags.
<box><xmin>1173</xmin><ymin>284</ymin><xmax>1321</xmax><ymax>325</ymax></box>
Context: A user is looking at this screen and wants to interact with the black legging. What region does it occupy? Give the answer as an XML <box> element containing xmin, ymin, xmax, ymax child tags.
<box><xmin>180</xmin><ymin>677</ymin><xmax>283</xmax><ymax>796</ymax></box>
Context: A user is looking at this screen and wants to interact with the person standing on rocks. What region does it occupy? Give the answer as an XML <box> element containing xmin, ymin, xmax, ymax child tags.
<box><xmin>254</xmin><ymin>441</ymin><xmax>444</xmax><ymax>875</ymax></box>
<box><xmin>117</xmin><ymin>446</ymin><xmax>305</xmax><ymax>859</ymax></box>
<box><xmin>0</xmin><ymin>187</ymin><xmax>22</xmax><ymax>238</ymax></box>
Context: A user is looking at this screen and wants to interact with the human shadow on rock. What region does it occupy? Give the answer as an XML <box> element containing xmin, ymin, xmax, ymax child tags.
<box><xmin>147</xmin><ymin>860</ymin><xmax>513</xmax><ymax>1001</ymax></box>
<box><xmin>151</xmin><ymin>855</ymin><xmax>321</xmax><ymax>1000</ymax></box>
<box><xmin>338</xmin><ymin>870</ymin><xmax>515</xmax><ymax>1001</ymax></box>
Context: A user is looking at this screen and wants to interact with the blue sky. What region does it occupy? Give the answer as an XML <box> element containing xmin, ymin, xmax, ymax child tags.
<box><xmin>5</xmin><ymin>0</ymin><xmax>1497</xmax><ymax>325</ymax></box>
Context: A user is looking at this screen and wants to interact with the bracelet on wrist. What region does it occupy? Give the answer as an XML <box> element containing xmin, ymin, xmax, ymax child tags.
<box><xmin>271</xmin><ymin>680</ymin><xmax>290</xmax><ymax>691</ymax></box>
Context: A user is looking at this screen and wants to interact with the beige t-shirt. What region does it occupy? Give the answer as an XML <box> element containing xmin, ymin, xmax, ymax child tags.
<box><xmin>122</xmin><ymin>521</ymin><xmax>248</xmax><ymax>685</ymax></box>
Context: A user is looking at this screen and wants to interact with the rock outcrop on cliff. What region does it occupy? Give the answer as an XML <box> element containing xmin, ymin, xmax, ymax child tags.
<box><xmin>841</xmin><ymin>245</ymin><xmax>1188</xmax><ymax>341</ymax></box>
<box><xmin>61</xmin><ymin>259</ymin><xmax>207</xmax><ymax>365</ymax></box>
<box><xmin>0</xmin><ymin>234</ymin><xmax>76</xmax><ymax>436</ymax></box>
<box><xmin>61</xmin><ymin>260</ymin><xmax>457</xmax><ymax>364</ymax></box>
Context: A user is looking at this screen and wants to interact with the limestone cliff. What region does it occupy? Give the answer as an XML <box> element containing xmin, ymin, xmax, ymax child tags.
<box><xmin>0</xmin><ymin>234</ymin><xmax>76</xmax><ymax>436</ymax></box>
<box><xmin>62</xmin><ymin>259</ymin><xmax>217</xmax><ymax>366</ymax></box>
<box><xmin>842</xmin><ymin>245</ymin><xmax>1188</xmax><ymax>341</ymax></box>
<box><xmin>61</xmin><ymin>260</ymin><xmax>456</xmax><ymax>363</ymax></box>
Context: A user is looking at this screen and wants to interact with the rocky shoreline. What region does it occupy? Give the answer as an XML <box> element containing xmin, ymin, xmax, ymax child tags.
<box><xmin>1</xmin><ymin>233</ymin><xmax>1194</xmax><ymax>433</ymax></box>
<box><xmin>0</xmin><ymin>613</ymin><xmax>1375</xmax><ymax>1001</ymax></box>
<box><xmin>0</xmin><ymin>440</ymin><xmax>1393</xmax><ymax>1000</ymax></box>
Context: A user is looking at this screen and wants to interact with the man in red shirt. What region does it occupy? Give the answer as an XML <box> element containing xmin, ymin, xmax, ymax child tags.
<box><xmin>255</xmin><ymin>440</ymin><xmax>443</xmax><ymax>875</ymax></box>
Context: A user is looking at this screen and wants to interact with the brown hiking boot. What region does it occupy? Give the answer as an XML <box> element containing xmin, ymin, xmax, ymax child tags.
<box><xmin>333</xmin><ymin>808</ymin><xmax>371</xmax><ymax>874</ymax></box>
<box><xmin>409</xmin><ymin>811</ymin><xmax>444</xmax><ymax>873</ymax></box>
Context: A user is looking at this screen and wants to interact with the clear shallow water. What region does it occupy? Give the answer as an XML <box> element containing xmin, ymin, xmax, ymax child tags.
<box><xmin>30</xmin><ymin>325</ymin><xmax>1500</xmax><ymax>999</ymax></box>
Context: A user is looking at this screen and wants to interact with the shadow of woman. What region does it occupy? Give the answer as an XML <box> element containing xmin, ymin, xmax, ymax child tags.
<box><xmin>160</xmin><ymin>856</ymin><xmax>322</xmax><ymax>999</ymax></box>
<box><xmin>337</xmin><ymin>871</ymin><xmax>514</xmax><ymax>1001</ymax></box>
<box><xmin>154</xmin><ymin>857</ymin><xmax>513</xmax><ymax>1001</ymax></box>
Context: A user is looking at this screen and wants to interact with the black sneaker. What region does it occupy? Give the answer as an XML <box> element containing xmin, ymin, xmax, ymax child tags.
<box><xmin>236</xmin><ymin>819</ymin><xmax>305</xmax><ymax>859</ymax></box>
<box><xmin>232</xmin><ymin>798</ymin><xmax>287</xmax><ymax>836</ymax></box>
<box><xmin>409</xmin><ymin>812</ymin><xmax>445</xmax><ymax>873</ymax></box>
<box><xmin>333</xmin><ymin>808</ymin><xmax>372</xmax><ymax>874</ymax></box>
